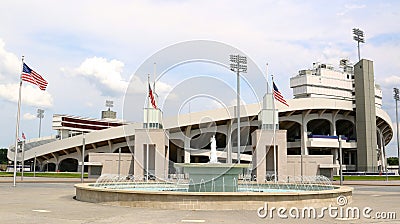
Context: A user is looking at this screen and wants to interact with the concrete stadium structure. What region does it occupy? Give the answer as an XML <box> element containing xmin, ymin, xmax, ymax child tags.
<box><xmin>8</xmin><ymin>59</ymin><xmax>393</xmax><ymax>180</ymax></box>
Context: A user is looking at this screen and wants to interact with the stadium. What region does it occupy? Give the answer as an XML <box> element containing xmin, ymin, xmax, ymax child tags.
<box><xmin>8</xmin><ymin>58</ymin><xmax>393</xmax><ymax>180</ymax></box>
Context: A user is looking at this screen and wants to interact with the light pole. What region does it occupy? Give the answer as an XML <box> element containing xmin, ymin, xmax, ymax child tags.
<box><xmin>353</xmin><ymin>28</ymin><xmax>365</xmax><ymax>61</ymax></box>
<box><xmin>338</xmin><ymin>135</ymin><xmax>343</xmax><ymax>185</ymax></box>
<box><xmin>81</xmin><ymin>133</ymin><xmax>85</xmax><ymax>183</ymax></box>
<box><xmin>37</xmin><ymin>109</ymin><xmax>44</xmax><ymax>138</ymax></box>
<box><xmin>118</xmin><ymin>147</ymin><xmax>121</xmax><ymax>177</ymax></box>
<box><xmin>394</xmin><ymin>88</ymin><xmax>400</xmax><ymax>174</ymax></box>
<box><xmin>230</xmin><ymin>54</ymin><xmax>247</xmax><ymax>164</ymax></box>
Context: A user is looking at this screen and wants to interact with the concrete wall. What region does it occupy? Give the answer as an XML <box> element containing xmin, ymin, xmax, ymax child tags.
<box><xmin>286</xmin><ymin>155</ymin><xmax>334</xmax><ymax>177</ymax></box>
<box><xmin>88</xmin><ymin>152</ymin><xmax>134</xmax><ymax>177</ymax></box>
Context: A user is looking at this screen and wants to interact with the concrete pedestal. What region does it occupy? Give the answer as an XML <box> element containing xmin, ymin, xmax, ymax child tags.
<box><xmin>174</xmin><ymin>163</ymin><xmax>250</xmax><ymax>192</ymax></box>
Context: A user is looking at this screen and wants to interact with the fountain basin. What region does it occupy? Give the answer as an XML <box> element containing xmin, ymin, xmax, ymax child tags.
<box><xmin>174</xmin><ymin>163</ymin><xmax>250</xmax><ymax>192</ymax></box>
<box><xmin>75</xmin><ymin>183</ymin><xmax>353</xmax><ymax>210</ymax></box>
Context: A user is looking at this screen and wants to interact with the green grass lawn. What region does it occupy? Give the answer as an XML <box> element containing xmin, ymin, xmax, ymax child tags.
<box><xmin>0</xmin><ymin>172</ymin><xmax>88</xmax><ymax>178</ymax></box>
<box><xmin>333</xmin><ymin>175</ymin><xmax>400</xmax><ymax>181</ymax></box>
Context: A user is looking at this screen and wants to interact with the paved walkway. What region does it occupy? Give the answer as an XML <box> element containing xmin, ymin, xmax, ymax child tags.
<box><xmin>2</xmin><ymin>176</ymin><xmax>400</xmax><ymax>185</ymax></box>
<box><xmin>0</xmin><ymin>179</ymin><xmax>399</xmax><ymax>223</ymax></box>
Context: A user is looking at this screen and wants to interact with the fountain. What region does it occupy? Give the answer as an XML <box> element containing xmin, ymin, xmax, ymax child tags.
<box><xmin>174</xmin><ymin>135</ymin><xmax>249</xmax><ymax>192</ymax></box>
<box><xmin>75</xmin><ymin>137</ymin><xmax>352</xmax><ymax>210</ymax></box>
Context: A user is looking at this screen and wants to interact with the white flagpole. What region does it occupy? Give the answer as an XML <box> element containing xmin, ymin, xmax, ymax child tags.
<box><xmin>153</xmin><ymin>62</ymin><xmax>157</xmax><ymax>95</ymax></box>
<box><xmin>271</xmin><ymin>74</ymin><xmax>277</xmax><ymax>183</ymax></box>
<box><xmin>266</xmin><ymin>63</ymin><xmax>270</xmax><ymax>94</ymax></box>
<box><xmin>146</xmin><ymin>74</ymin><xmax>150</xmax><ymax>182</ymax></box>
<box><xmin>21</xmin><ymin>140</ymin><xmax>25</xmax><ymax>181</ymax></box>
<box><xmin>13</xmin><ymin>56</ymin><xmax>24</xmax><ymax>187</ymax></box>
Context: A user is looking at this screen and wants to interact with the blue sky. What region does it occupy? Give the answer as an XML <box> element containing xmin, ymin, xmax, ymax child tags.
<box><xmin>0</xmin><ymin>0</ymin><xmax>400</xmax><ymax>156</ymax></box>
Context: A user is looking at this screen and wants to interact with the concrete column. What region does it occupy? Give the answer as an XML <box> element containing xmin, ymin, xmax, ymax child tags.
<box><xmin>348</xmin><ymin>151</ymin><xmax>352</xmax><ymax>165</ymax></box>
<box><xmin>301</xmin><ymin>112</ymin><xmax>309</xmax><ymax>155</ymax></box>
<box><xmin>51</xmin><ymin>153</ymin><xmax>59</xmax><ymax>171</ymax></box>
<box><xmin>184</xmin><ymin>126</ymin><xmax>191</xmax><ymax>163</ymax></box>
<box><xmin>333</xmin><ymin>148</ymin><xmax>339</xmax><ymax>175</ymax></box>
<box><xmin>107</xmin><ymin>140</ymin><xmax>113</xmax><ymax>153</ymax></box>
<box><xmin>133</xmin><ymin>144</ymin><xmax>144</xmax><ymax>180</ymax></box>
<box><xmin>75</xmin><ymin>147</ymin><xmax>83</xmax><ymax>172</ymax></box>
<box><xmin>164</xmin><ymin>145</ymin><xmax>169</xmax><ymax>179</ymax></box>
<box><xmin>377</xmin><ymin>129</ymin><xmax>386</xmax><ymax>171</ymax></box>
<box><xmin>176</xmin><ymin>148</ymin><xmax>182</xmax><ymax>163</ymax></box>
<box><xmin>226</xmin><ymin>119</ymin><xmax>232</xmax><ymax>163</ymax></box>
<box><xmin>332</xmin><ymin>111</ymin><xmax>338</xmax><ymax>136</ymax></box>
<box><xmin>60</xmin><ymin>129</ymin><xmax>69</xmax><ymax>139</ymax></box>
<box><xmin>354</xmin><ymin>59</ymin><xmax>378</xmax><ymax>172</ymax></box>
<box><xmin>332</xmin><ymin>121</ymin><xmax>336</xmax><ymax>136</ymax></box>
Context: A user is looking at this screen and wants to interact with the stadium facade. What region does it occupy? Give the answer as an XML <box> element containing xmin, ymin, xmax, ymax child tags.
<box><xmin>8</xmin><ymin>59</ymin><xmax>393</xmax><ymax>180</ymax></box>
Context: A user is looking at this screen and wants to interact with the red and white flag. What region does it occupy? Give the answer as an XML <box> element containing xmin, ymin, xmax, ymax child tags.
<box><xmin>273</xmin><ymin>82</ymin><xmax>289</xmax><ymax>107</ymax></box>
<box><xmin>148</xmin><ymin>84</ymin><xmax>157</xmax><ymax>109</ymax></box>
<box><xmin>22</xmin><ymin>132</ymin><xmax>26</xmax><ymax>140</ymax></box>
<box><xmin>21</xmin><ymin>63</ymin><xmax>48</xmax><ymax>91</ymax></box>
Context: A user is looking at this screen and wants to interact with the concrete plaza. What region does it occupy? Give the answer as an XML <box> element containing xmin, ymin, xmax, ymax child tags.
<box><xmin>0</xmin><ymin>178</ymin><xmax>399</xmax><ymax>223</ymax></box>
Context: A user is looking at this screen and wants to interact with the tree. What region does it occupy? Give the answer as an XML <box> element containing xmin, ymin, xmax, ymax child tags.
<box><xmin>387</xmin><ymin>157</ymin><xmax>399</xmax><ymax>166</ymax></box>
<box><xmin>0</xmin><ymin>148</ymin><xmax>8</xmax><ymax>164</ymax></box>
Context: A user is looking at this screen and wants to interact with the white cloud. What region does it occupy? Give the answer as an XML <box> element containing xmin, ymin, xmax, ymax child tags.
<box><xmin>74</xmin><ymin>57</ymin><xmax>128</xmax><ymax>96</ymax></box>
<box><xmin>0</xmin><ymin>83</ymin><xmax>53</xmax><ymax>108</ymax></box>
<box><xmin>155</xmin><ymin>81</ymin><xmax>173</xmax><ymax>96</ymax></box>
<box><xmin>0</xmin><ymin>0</ymin><xmax>400</xmax><ymax>148</ymax></box>
<box><xmin>125</xmin><ymin>75</ymin><xmax>146</xmax><ymax>94</ymax></box>
<box><xmin>345</xmin><ymin>4</ymin><xmax>366</xmax><ymax>10</ymax></box>
<box><xmin>382</xmin><ymin>75</ymin><xmax>400</xmax><ymax>86</ymax></box>
<box><xmin>0</xmin><ymin>39</ymin><xmax>20</xmax><ymax>81</ymax></box>
<box><xmin>23</xmin><ymin>112</ymin><xmax>36</xmax><ymax>120</ymax></box>
<box><xmin>229</xmin><ymin>98</ymin><xmax>246</xmax><ymax>107</ymax></box>
<box><xmin>337</xmin><ymin>3</ymin><xmax>366</xmax><ymax>16</ymax></box>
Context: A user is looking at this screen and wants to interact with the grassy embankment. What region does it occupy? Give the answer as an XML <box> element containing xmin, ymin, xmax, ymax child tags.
<box><xmin>333</xmin><ymin>175</ymin><xmax>400</xmax><ymax>181</ymax></box>
<box><xmin>0</xmin><ymin>172</ymin><xmax>88</xmax><ymax>178</ymax></box>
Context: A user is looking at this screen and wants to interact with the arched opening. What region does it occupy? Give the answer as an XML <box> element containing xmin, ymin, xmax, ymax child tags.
<box><xmin>190</xmin><ymin>132</ymin><xmax>226</xmax><ymax>149</ymax></box>
<box><xmin>280</xmin><ymin>121</ymin><xmax>301</xmax><ymax>155</ymax></box>
<box><xmin>189</xmin><ymin>132</ymin><xmax>227</xmax><ymax>164</ymax></box>
<box><xmin>231</xmin><ymin>125</ymin><xmax>255</xmax><ymax>147</ymax></box>
<box><xmin>59</xmin><ymin>158</ymin><xmax>78</xmax><ymax>172</ymax></box>
<box><xmin>169</xmin><ymin>139</ymin><xmax>183</xmax><ymax>164</ymax></box>
<box><xmin>112</xmin><ymin>147</ymin><xmax>131</xmax><ymax>153</ymax></box>
<box><xmin>280</xmin><ymin>121</ymin><xmax>301</xmax><ymax>142</ymax></box>
<box><xmin>44</xmin><ymin>162</ymin><xmax>56</xmax><ymax>172</ymax></box>
<box><xmin>169</xmin><ymin>139</ymin><xmax>181</xmax><ymax>173</ymax></box>
<box><xmin>307</xmin><ymin>119</ymin><xmax>331</xmax><ymax>136</ymax></box>
<box><xmin>336</xmin><ymin>119</ymin><xmax>356</xmax><ymax>140</ymax></box>
<box><xmin>84</xmin><ymin>155</ymin><xmax>89</xmax><ymax>172</ymax></box>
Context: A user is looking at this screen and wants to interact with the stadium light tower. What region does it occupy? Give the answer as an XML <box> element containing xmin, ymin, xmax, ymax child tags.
<box><xmin>106</xmin><ymin>100</ymin><xmax>114</xmax><ymax>111</ymax></box>
<box><xmin>37</xmin><ymin>109</ymin><xmax>44</xmax><ymax>138</ymax></box>
<box><xmin>230</xmin><ymin>54</ymin><xmax>247</xmax><ymax>164</ymax></box>
<box><xmin>394</xmin><ymin>88</ymin><xmax>400</xmax><ymax>174</ymax></box>
<box><xmin>353</xmin><ymin>28</ymin><xmax>365</xmax><ymax>61</ymax></box>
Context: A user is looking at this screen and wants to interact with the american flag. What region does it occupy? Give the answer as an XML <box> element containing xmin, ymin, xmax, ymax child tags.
<box><xmin>148</xmin><ymin>84</ymin><xmax>157</xmax><ymax>109</ymax></box>
<box><xmin>21</xmin><ymin>63</ymin><xmax>48</xmax><ymax>91</ymax></box>
<box><xmin>22</xmin><ymin>132</ymin><xmax>26</xmax><ymax>140</ymax></box>
<box><xmin>273</xmin><ymin>82</ymin><xmax>289</xmax><ymax>107</ymax></box>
